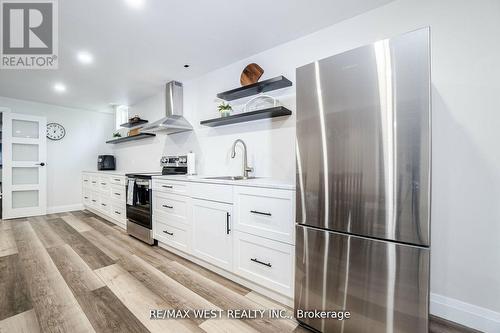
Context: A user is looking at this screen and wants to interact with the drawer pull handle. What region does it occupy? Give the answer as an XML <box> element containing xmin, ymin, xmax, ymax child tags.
<box><xmin>84</xmin><ymin>180</ymin><xmax>88</xmax><ymax>182</ymax></box>
<box><xmin>114</xmin><ymin>193</ymin><xmax>121</xmax><ymax>196</ymax></box>
<box><xmin>91</xmin><ymin>200</ymin><xmax>97</xmax><ymax>202</ymax></box>
<box><xmin>92</xmin><ymin>181</ymin><xmax>97</xmax><ymax>184</ymax></box>
<box><xmin>101</xmin><ymin>182</ymin><xmax>107</xmax><ymax>185</ymax></box>
<box><xmin>114</xmin><ymin>178</ymin><xmax>121</xmax><ymax>181</ymax></box>
<box><xmin>114</xmin><ymin>211</ymin><xmax>121</xmax><ymax>215</ymax></box>
<box><xmin>101</xmin><ymin>203</ymin><xmax>107</xmax><ymax>206</ymax></box>
<box><xmin>163</xmin><ymin>230</ymin><xmax>174</xmax><ymax>236</ymax></box>
<box><xmin>162</xmin><ymin>185</ymin><xmax>173</xmax><ymax>189</ymax></box>
<box><xmin>250</xmin><ymin>210</ymin><xmax>272</xmax><ymax>217</ymax></box>
<box><xmin>162</xmin><ymin>204</ymin><xmax>173</xmax><ymax>209</ymax></box>
<box><xmin>226</xmin><ymin>212</ymin><xmax>231</xmax><ymax>234</ymax></box>
<box><xmin>251</xmin><ymin>258</ymin><xmax>272</xmax><ymax>268</ymax></box>
<box><xmin>84</xmin><ymin>196</ymin><xmax>89</xmax><ymax>199</ymax></box>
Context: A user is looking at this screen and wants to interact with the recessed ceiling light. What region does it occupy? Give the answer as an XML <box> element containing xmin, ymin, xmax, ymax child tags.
<box><xmin>184</xmin><ymin>64</ymin><xmax>190</xmax><ymax>68</ymax></box>
<box><xmin>54</xmin><ymin>83</ymin><xmax>66</xmax><ymax>93</ymax></box>
<box><xmin>77</xmin><ymin>51</ymin><xmax>93</xmax><ymax>64</ymax></box>
<box><xmin>125</xmin><ymin>0</ymin><xmax>145</xmax><ymax>9</ymax></box>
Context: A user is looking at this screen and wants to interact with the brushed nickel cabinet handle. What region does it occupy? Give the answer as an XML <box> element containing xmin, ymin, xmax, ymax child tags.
<box><xmin>163</xmin><ymin>230</ymin><xmax>174</xmax><ymax>236</ymax></box>
<box><xmin>162</xmin><ymin>204</ymin><xmax>173</xmax><ymax>209</ymax></box>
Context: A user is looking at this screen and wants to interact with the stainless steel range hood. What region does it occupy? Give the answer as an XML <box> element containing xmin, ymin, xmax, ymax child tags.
<box><xmin>141</xmin><ymin>81</ymin><xmax>193</xmax><ymax>134</ymax></box>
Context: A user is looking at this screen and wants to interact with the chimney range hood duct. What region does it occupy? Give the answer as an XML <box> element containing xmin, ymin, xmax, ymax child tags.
<box><xmin>141</xmin><ymin>81</ymin><xmax>193</xmax><ymax>134</ymax></box>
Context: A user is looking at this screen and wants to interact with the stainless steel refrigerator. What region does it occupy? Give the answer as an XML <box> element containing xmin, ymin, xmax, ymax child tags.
<box><xmin>295</xmin><ymin>28</ymin><xmax>431</xmax><ymax>333</ymax></box>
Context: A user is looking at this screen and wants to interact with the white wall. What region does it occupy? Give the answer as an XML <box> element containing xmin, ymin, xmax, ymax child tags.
<box><xmin>0</xmin><ymin>96</ymin><xmax>114</xmax><ymax>212</ymax></box>
<box><xmin>113</xmin><ymin>0</ymin><xmax>500</xmax><ymax>330</ymax></box>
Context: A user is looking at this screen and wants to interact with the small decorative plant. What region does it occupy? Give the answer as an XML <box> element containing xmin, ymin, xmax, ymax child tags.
<box><xmin>217</xmin><ymin>102</ymin><xmax>232</xmax><ymax>117</ymax></box>
<box><xmin>112</xmin><ymin>131</ymin><xmax>122</xmax><ymax>138</ymax></box>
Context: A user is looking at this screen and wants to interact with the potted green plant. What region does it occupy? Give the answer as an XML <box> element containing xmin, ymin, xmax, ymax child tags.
<box><xmin>217</xmin><ymin>102</ymin><xmax>232</xmax><ymax>117</ymax></box>
<box><xmin>112</xmin><ymin>131</ymin><xmax>122</xmax><ymax>138</ymax></box>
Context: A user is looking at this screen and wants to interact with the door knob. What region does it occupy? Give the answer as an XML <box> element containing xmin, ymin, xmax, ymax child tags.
<box><xmin>36</xmin><ymin>162</ymin><xmax>46</xmax><ymax>166</ymax></box>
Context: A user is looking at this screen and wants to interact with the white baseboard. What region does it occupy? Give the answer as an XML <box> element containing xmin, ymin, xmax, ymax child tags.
<box><xmin>47</xmin><ymin>204</ymin><xmax>84</xmax><ymax>214</ymax></box>
<box><xmin>431</xmin><ymin>293</ymin><xmax>500</xmax><ymax>332</ymax></box>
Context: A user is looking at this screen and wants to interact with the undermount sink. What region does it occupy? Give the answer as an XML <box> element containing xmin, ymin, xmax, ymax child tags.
<box><xmin>203</xmin><ymin>176</ymin><xmax>258</xmax><ymax>181</ymax></box>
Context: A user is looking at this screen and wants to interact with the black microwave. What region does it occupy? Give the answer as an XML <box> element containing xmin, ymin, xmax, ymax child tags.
<box><xmin>98</xmin><ymin>155</ymin><xmax>115</xmax><ymax>170</ymax></box>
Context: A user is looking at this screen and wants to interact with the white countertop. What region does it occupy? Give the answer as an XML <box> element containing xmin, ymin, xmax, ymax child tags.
<box><xmin>152</xmin><ymin>174</ymin><xmax>295</xmax><ymax>190</ymax></box>
<box><xmin>83</xmin><ymin>170</ymin><xmax>156</xmax><ymax>176</ymax></box>
<box><xmin>83</xmin><ymin>171</ymin><xmax>295</xmax><ymax>190</ymax></box>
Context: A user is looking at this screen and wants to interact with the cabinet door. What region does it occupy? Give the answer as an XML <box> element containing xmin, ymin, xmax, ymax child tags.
<box><xmin>192</xmin><ymin>199</ymin><xmax>233</xmax><ymax>271</ymax></box>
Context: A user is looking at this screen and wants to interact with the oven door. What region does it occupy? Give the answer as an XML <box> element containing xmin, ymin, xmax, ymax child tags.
<box><xmin>126</xmin><ymin>178</ymin><xmax>152</xmax><ymax>229</ymax></box>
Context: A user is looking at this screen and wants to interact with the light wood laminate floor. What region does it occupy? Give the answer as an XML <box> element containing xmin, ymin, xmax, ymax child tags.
<box><xmin>0</xmin><ymin>211</ymin><xmax>481</xmax><ymax>333</ymax></box>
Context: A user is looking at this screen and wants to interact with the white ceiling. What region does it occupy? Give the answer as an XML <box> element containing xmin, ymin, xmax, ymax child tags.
<box><xmin>0</xmin><ymin>0</ymin><xmax>393</xmax><ymax>112</ymax></box>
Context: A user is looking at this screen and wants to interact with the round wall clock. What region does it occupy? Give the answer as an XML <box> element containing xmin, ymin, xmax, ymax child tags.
<box><xmin>46</xmin><ymin>123</ymin><xmax>66</xmax><ymax>140</ymax></box>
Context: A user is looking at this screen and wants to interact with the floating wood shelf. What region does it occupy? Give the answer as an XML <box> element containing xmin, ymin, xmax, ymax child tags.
<box><xmin>200</xmin><ymin>106</ymin><xmax>292</xmax><ymax>127</ymax></box>
<box><xmin>120</xmin><ymin>119</ymin><xmax>148</xmax><ymax>128</ymax></box>
<box><xmin>106</xmin><ymin>133</ymin><xmax>156</xmax><ymax>144</ymax></box>
<box><xmin>216</xmin><ymin>76</ymin><xmax>292</xmax><ymax>101</ymax></box>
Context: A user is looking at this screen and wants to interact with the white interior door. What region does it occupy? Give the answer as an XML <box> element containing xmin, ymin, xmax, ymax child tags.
<box><xmin>2</xmin><ymin>112</ymin><xmax>47</xmax><ymax>219</ymax></box>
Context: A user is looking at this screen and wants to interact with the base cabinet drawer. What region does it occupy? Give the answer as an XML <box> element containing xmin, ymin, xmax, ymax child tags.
<box><xmin>99</xmin><ymin>176</ymin><xmax>111</xmax><ymax>193</ymax></box>
<box><xmin>110</xmin><ymin>176</ymin><xmax>126</xmax><ymax>186</ymax></box>
<box><xmin>110</xmin><ymin>203</ymin><xmax>126</xmax><ymax>222</ymax></box>
<box><xmin>89</xmin><ymin>191</ymin><xmax>99</xmax><ymax>209</ymax></box>
<box><xmin>153</xmin><ymin>192</ymin><xmax>190</xmax><ymax>224</ymax></box>
<box><xmin>90</xmin><ymin>175</ymin><xmax>99</xmax><ymax>189</ymax></box>
<box><xmin>234</xmin><ymin>187</ymin><xmax>294</xmax><ymax>244</ymax></box>
<box><xmin>154</xmin><ymin>220</ymin><xmax>190</xmax><ymax>253</ymax></box>
<box><xmin>110</xmin><ymin>185</ymin><xmax>126</xmax><ymax>202</ymax></box>
<box><xmin>98</xmin><ymin>195</ymin><xmax>111</xmax><ymax>214</ymax></box>
<box><xmin>82</xmin><ymin>174</ymin><xmax>91</xmax><ymax>187</ymax></box>
<box><xmin>233</xmin><ymin>231</ymin><xmax>294</xmax><ymax>297</ymax></box>
<box><xmin>154</xmin><ymin>179</ymin><xmax>189</xmax><ymax>196</ymax></box>
<box><xmin>82</xmin><ymin>189</ymin><xmax>91</xmax><ymax>205</ymax></box>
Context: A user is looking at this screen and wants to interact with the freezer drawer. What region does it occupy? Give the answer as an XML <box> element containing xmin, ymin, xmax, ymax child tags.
<box><xmin>295</xmin><ymin>225</ymin><xmax>429</xmax><ymax>333</ymax></box>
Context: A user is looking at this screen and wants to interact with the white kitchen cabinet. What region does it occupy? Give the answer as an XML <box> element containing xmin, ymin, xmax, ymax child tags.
<box><xmin>82</xmin><ymin>172</ymin><xmax>126</xmax><ymax>228</ymax></box>
<box><xmin>153</xmin><ymin>191</ymin><xmax>191</xmax><ymax>225</ymax></box>
<box><xmin>233</xmin><ymin>231</ymin><xmax>294</xmax><ymax>297</ymax></box>
<box><xmin>191</xmin><ymin>198</ymin><xmax>233</xmax><ymax>271</ymax></box>
<box><xmin>110</xmin><ymin>184</ymin><xmax>125</xmax><ymax>201</ymax></box>
<box><xmin>153</xmin><ymin>179</ymin><xmax>189</xmax><ymax>196</ymax></box>
<box><xmin>190</xmin><ymin>182</ymin><xmax>233</xmax><ymax>203</ymax></box>
<box><xmin>152</xmin><ymin>187</ymin><xmax>193</xmax><ymax>253</ymax></box>
<box><xmin>151</xmin><ymin>177</ymin><xmax>295</xmax><ymax>304</ymax></box>
<box><xmin>154</xmin><ymin>219</ymin><xmax>190</xmax><ymax>253</ymax></box>
<box><xmin>82</xmin><ymin>188</ymin><xmax>91</xmax><ymax>206</ymax></box>
<box><xmin>234</xmin><ymin>186</ymin><xmax>295</xmax><ymax>244</ymax></box>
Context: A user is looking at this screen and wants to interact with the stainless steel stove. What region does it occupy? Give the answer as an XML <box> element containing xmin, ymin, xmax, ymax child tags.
<box><xmin>125</xmin><ymin>155</ymin><xmax>187</xmax><ymax>244</ymax></box>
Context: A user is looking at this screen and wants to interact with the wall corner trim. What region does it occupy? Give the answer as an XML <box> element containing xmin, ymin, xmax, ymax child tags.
<box><xmin>430</xmin><ymin>293</ymin><xmax>500</xmax><ymax>332</ymax></box>
<box><xmin>47</xmin><ymin>204</ymin><xmax>85</xmax><ymax>214</ymax></box>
